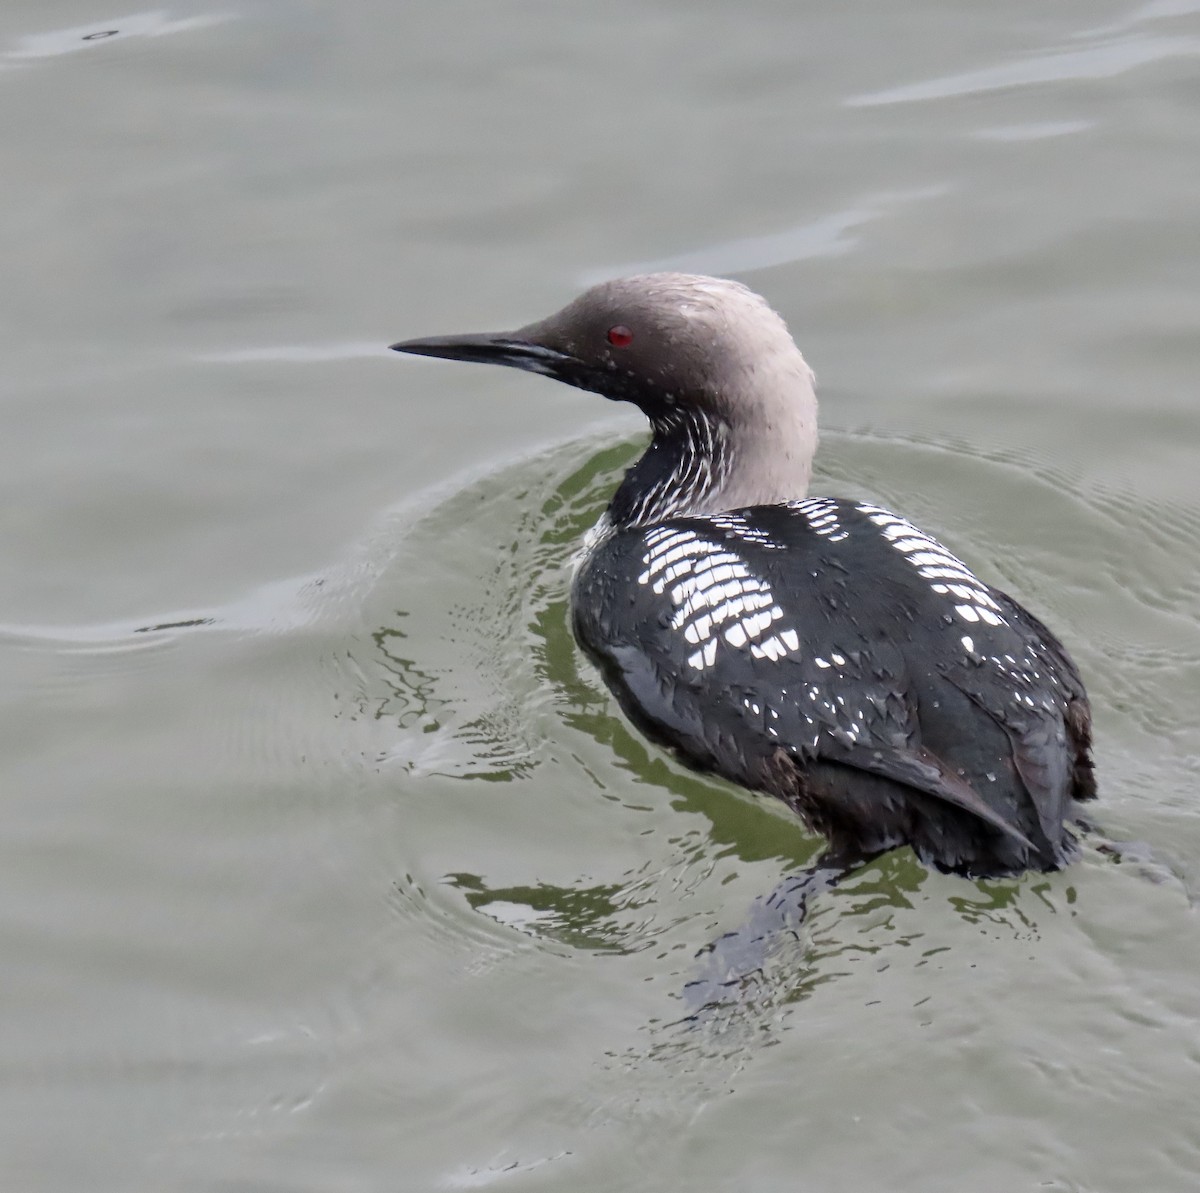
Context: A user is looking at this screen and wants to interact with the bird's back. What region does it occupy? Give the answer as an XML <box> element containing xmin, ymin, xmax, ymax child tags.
<box><xmin>571</xmin><ymin>498</ymin><xmax>1095</xmax><ymax>876</ymax></box>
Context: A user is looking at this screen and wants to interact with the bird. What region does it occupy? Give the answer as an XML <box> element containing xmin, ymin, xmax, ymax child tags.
<box><xmin>390</xmin><ymin>272</ymin><xmax>1095</xmax><ymax>879</ymax></box>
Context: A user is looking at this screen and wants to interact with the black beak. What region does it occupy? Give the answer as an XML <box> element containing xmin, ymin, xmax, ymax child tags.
<box><xmin>388</xmin><ymin>332</ymin><xmax>574</xmax><ymax>379</ymax></box>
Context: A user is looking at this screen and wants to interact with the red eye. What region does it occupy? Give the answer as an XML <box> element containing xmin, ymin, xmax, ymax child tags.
<box><xmin>607</xmin><ymin>325</ymin><xmax>633</xmax><ymax>348</ymax></box>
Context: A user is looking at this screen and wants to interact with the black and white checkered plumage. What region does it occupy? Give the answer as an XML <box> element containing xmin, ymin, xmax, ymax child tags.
<box><xmin>573</xmin><ymin>498</ymin><xmax>1093</xmax><ymax>875</ymax></box>
<box><xmin>392</xmin><ymin>273</ymin><xmax>1095</xmax><ymax>877</ymax></box>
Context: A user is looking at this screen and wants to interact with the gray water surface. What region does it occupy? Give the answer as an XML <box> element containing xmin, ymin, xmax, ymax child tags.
<box><xmin>3</xmin><ymin>2</ymin><xmax>1200</xmax><ymax>1190</ymax></box>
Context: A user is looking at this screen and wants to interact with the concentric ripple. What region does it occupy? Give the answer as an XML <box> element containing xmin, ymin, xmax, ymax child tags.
<box><xmin>333</xmin><ymin>422</ymin><xmax>1200</xmax><ymax>996</ymax></box>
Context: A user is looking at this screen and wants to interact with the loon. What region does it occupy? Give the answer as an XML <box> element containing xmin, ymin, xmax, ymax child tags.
<box><xmin>391</xmin><ymin>273</ymin><xmax>1096</xmax><ymax>878</ymax></box>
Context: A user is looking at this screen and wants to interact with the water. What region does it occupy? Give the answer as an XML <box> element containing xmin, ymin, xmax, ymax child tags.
<box><xmin>3</xmin><ymin>2</ymin><xmax>1200</xmax><ymax>1189</ymax></box>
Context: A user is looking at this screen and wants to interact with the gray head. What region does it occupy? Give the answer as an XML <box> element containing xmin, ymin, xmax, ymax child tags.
<box><xmin>391</xmin><ymin>273</ymin><xmax>819</xmax><ymax>523</ymax></box>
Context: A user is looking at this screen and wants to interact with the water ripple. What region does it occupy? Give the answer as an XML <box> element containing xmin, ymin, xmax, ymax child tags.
<box><xmin>580</xmin><ymin>188</ymin><xmax>947</xmax><ymax>283</ymax></box>
<box><xmin>848</xmin><ymin>35</ymin><xmax>1200</xmax><ymax>106</ymax></box>
<box><xmin>4</xmin><ymin>10</ymin><xmax>234</xmax><ymax>62</ymax></box>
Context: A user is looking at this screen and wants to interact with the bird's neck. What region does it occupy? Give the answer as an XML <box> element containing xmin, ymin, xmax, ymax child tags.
<box><xmin>607</xmin><ymin>393</ymin><xmax>818</xmax><ymax>530</ymax></box>
<box><xmin>605</xmin><ymin>409</ymin><xmax>724</xmax><ymax>528</ymax></box>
